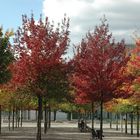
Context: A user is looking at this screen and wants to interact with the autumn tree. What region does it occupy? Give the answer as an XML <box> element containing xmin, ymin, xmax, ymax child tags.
<box><xmin>128</xmin><ymin>38</ymin><xmax>140</xmax><ymax>137</ymax></box>
<box><xmin>0</xmin><ymin>28</ymin><xmax>14</xmax><ymax>134</ymax></box>
<box><xmin>72</xmin><ymin>18</ymin><xmax>131</xmax><ymax>140</ymax></box>
<box><xmin>12</xmin><ymin>14</ymin><xmax>69</xmax><ymax>140</ymax></box>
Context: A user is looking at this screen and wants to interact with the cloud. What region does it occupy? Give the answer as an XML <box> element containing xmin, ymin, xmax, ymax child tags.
<box><xmin>43</xmin><ymin>0</ymin><xmax>140</xmax><ymax>57</ymax></box>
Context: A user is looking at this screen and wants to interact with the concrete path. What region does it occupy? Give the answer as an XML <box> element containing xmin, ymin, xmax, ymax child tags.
<box><xmin>0</xmin><ymin>121</ymin><xmax>140</xmax><ymax>140</ymax></box>
<box><xmin>0</xmin><ymin>127</ymin><xmax>90</xmax><ymax>140</ymax></box>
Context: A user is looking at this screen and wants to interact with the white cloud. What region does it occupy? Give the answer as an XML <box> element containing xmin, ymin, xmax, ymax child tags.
<box><xmin>92</xmin><ymin>0</ymin><xmax>115</xmax><ymax>9</ymax></box>
<box><xmin>73</xmin><ymin>25</ymin><xmax>82</xmax><ymax>33</ymax></box>
<box><xmin>42</xmin><ymin>0</ymin><xmax>140</xmax><ymax>57</ymax></box>
<box><xmin>43</xmin><ymin>0</ymin><xmax>87</xmax><ymax>22</ymax></box>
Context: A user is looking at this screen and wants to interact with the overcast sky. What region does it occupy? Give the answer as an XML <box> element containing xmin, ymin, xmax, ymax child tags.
<box><xmin>0</xmin><ymin>0</ymin><xmax>140</xmax><ymax>57</ymax></box>
<box><xmin>43</xmin><ymin>0</ymin><xmax>140</xmax><ymax>46</ymax></box>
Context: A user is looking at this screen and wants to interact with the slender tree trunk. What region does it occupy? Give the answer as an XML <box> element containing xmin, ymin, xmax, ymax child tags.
<box><xmin>116</xmin><ymin>113</ymin><xmax>119</xmax><ymax>131</ymax></box>
<box><xmin>17</xmin><ymin>110</ymin><xmax>20</xmax><ymax>128</ymax></box>
<box><xmin>67</xmin><ymin>112</ymin><xmax>72</xmax><ymax>121</ymax></box>
<box><xmin>15</xmin><ymin>108</ymin><xmax>18</xmax><ymax>128</ymax></box>
<box><xmin>36</xmin><ymin>110</ymin><xmax>38</xmax><ymax>121</ymax></box>
<box><xmin>44</xmin><ymin>100</ymin><xmax>48</xmax><ymax>134</ymax></box>
<box><xmin>53</xmin><ymin>110</ymin><xmax>56</xmax><ymax>121</ymax></box>
<box><xmin>12</xmin><ymin>108</ymin><xmax>15</xmax><ymax>130</ymax></box>
<box><xmin>8</xmin><ymin>110</ymin><xmax>11</xmax><ymax>131</ymax></box>
<box><xmin>130</xmin><ymin>112</ymin><xmax>133</xmax><ymax>135</ymax></box>
<box><xmin>0</xmin><ymin>105</ymin><xmax>2</xmax><ymax>134</ymax></box>
<box><xmin>36</xmin><ymin>96</ymin><xmax>42</xmax><ymax>140</ymax></box>
<box><xmin>125</xmin><ymin>113</ymin><xmax>128</xmax><ymax>134</ymax></box>
<box><xmin>137</xmin><ymin>106</ymin><xmax>139</xmax><ymax>137</ymax></box>
<box><xmin>78</xmin><ymin>109</ymin><xmax>80</xmax><ymax>120</ymax></box>
<box><xmin>20</xmin><ymin>109</ymin><xmax>23</xmax><ymax>127</ymax></box>
<box><xmin>28</xmin><ymin>109</ymin><xmax>30</xmax><ymax>120</ymax></box>
<box><xmin>110</xmin><ymin>112</ymin><xmax>112</xmax><ymax>129</ymax></box>
<box><xmin>78</xmin><ymin>110</ymin><xmax>81</xmax><ymax>129</ymax></box>
<box><xmin>91</xmin><ymin>102</ymin><xmax>94</xmax><ymax>129</ymax></box>
<box><xmin>89</xmin><ymin>112</ymin><xmax>91</xmax><ymax>120</ymax></box>
<box><xmin>100</xmin><ymin>100</ymin><xmax>103</xmax><ymax>140</ymax></box>
<box><xmin>120</xmin><ymin>114</ymin><xmax>123</xmax><ymax>132</ymax></box>
<box><xmin>48</xmin><ymin>106</ymin><xmax>51</xmax><ymax>128</ymax></box>
<box><xmin>85</xmin><ymin>109</ymin><xmax>88</xmax><ymax>128</ymax></box>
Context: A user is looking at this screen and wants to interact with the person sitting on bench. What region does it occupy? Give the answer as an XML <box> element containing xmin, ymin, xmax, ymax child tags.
<box><xmin>80</xmin><ymin>119</ymin><xmax>85</xmax><ymax>132</ymax></box>
<box><xmin>91</xmin><ymin>128</ymin><xmax>98</xmax><ymax>139</ymax></box>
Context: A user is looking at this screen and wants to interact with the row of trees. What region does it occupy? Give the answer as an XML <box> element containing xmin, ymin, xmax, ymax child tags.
<box><xmin>0</xmin><ymin>28</ymin><xmax>14</xmax><ymax>134</ymax></box>
<box><xmin>0</xmin><ymin>15</ymin><xmax>140</xmax><ymax>140</ymax></box>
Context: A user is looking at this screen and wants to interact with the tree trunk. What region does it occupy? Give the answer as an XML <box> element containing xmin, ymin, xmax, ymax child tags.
<box><xmin>130</xmin><ymin>112</ymin><xmax>133</xmax><ymax>135</ymax></box>
<box><xmin>0</xmin><ymin>105</ymin><xmax>2</xmax><ymax>134</ymax></box>
<box><xmin>78</xmin><ymin>109</ymin><xmax>81</xmax><ymax>120</ymax></box>
<box><xmin>15</xmin><ymin>109</ymin><xmax>18</xmax><ymax>128</ymax></box>
<box><xmin>17</xmin><ymin>110</ymin><xmax>20</xmax><ymax>128</ymax></box>
<box><xmin>36</xmin><ymin>96</ymin><xmax>42</xmax><ymax>140</ymax></box>
<box><xmin>67</xmin><ymin>112</ymin><xmax>71</xmax><ymax>121</ymax></box>
<box><xmin>91</xmin><ymin>102</ymin><xmax>94</xmax><ymax>129</ymax></box>
<box><xmin>120</xmin><ymin>114</ymin><xmax>123</xmax><ymax>132</ymax></box>
<box><xmin>110</xmin><ymin>112</ymin><xmax>112</xmax><ymax>129</ymax></box>
<box><xmin>137</xmin><ymin>106</ymin><xmax>139</xmax><ymax>137</ymax></box>
<box><xmin>20</xmin><ymin>109</ymin><xmax>23</xmax><ymax>127</ymax></box>
<box><xmin>8</xmin><ymin>110</ymin><xmax>11</xmax><ymax>131</ymax></box>
<box><xmin>53</xmin><ymin>110</ymin><xmax>57</xmax><ymax>121</ymax></box>
<box><xmin>116</xmin><ymin>113</ymin><xmax>119</xmax><ymax>131</ymax></box>
<box><xmin>44</xmin><ymin>100</ymin><xmax>48</xmax><ymax>134</ymax></box>
<box><xmin>78</xmin><ymin>110</ymin><xmax>81</xmax><ymax>129</ymax></box>
<box><xmin>89</xmin><ymin>112</ymin><xmax>92</xmax><ymax>120</ymax></box>
<box><xmin>78</xmin><ymin>109</ymin><xmax>80</xmax><ymax>120</ymax></box>
<box><xmin>48</xmin><ymin>106</ymin><xmax>51</xmax><ymax>128</ymax></box>
<box><xmin>28</xmin><ymin>109</ymin><xmax>30</xmax><ymax>120</ymax></box>
<box><xmin>12</xmin><ymin>108</ymin><xmax>15</xmax><ymax>130</ymax></box>
<box><xmin>125</xmin><ymin>113</ymin><xmax>128</xmax><ymax>134</ymax></box>
<box><xmin>100</xmin><ymin>100</ymin><xmax>103</xmax><ymax>140</ymax></box>
<box><xmin>36</xmin><ymin>110</ymin><xmax>38</xmax><ymax>121</ymax></box>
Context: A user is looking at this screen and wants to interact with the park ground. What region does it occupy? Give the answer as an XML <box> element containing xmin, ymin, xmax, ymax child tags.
<box><xmin>0</xmin><ymin>121</ymin><xmax>140</xmax><ymax>140</ymax></box>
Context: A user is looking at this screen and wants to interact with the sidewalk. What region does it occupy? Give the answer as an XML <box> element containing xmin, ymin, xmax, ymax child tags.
<box><xmin>0</xmin><ymin>121</ymin><xmax>140</xmax><ymax>140</ymax></box>
<box><xmin>0</xmin><ymin>127</ymin><xmax>90</xmax><ymax>140</ymax></box>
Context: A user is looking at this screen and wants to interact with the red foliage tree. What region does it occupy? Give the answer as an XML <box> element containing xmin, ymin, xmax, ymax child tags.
<box><xmin>72</xmin><ymin>18</ymin><xmax>131</xmax><ymax>139</ymax></box>
<box><xmin>12</xmin><ymin>14</ymin><xmax>69</xmax><ymax>140</ymax></box>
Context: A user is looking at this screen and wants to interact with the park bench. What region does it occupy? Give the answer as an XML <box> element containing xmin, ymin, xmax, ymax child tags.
<box><xmin>89</xmin><ymin>128</ymin><xmax>104</xmax><ymax>139</ymax></box>
<box><xmin>78</xmin><ymin>121</ymin><xmax>104</xmax><ymax>139</ymax></box>
<box><xmin>91</xmin><ymin>128</ymin><xmax>98</xmax><ymax>139</ymax></box>
<box><xmin>96</xmin><ymin>129</ymin><xmax>104</xmax><ymax>139</ymax></box>
<box><xmin>85</xmin><ymin>125</ymin><xmax>92</xmax><ymax>132</ymax></box>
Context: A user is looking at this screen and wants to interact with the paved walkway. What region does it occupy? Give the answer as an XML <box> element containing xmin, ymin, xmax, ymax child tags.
<box><xmin>0</xmin><ymin>127</ymin><xmax>90</xmax><ymax>140</ymax></box>
<box><xmin>0</xmin><ymin>121</ymin><xmax>140</xmax><ymax>140</ymax></box>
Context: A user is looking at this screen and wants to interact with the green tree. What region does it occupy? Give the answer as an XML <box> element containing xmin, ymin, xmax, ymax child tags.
<box><xmin>0</xmin><ymin>27</ymin><xmax>14</xmax><ymax>134</ymax></box>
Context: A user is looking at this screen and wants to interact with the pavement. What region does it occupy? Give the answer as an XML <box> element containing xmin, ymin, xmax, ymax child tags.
<box><xmin>0</xmin><ymin>121</ymin><xmax>140</xmax><ymax>140</ymax></box>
